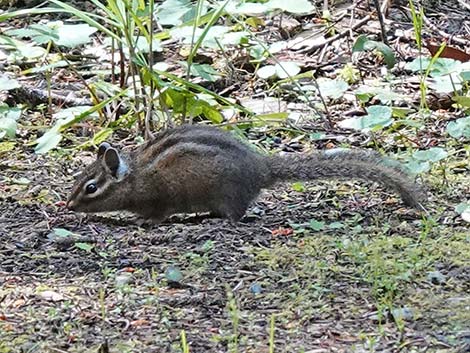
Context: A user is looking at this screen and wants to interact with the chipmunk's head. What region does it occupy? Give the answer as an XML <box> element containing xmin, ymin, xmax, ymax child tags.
<box><xmin>67</xmin><ymin>142</ymin><xmax>131</xmax><ymax>214</ymax></box>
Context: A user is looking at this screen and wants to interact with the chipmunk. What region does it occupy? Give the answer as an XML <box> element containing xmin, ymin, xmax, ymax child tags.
<box><xmin>67</xmin><ymin>125</ymin><xmax>425</xmax><ymax>222</ymax></box>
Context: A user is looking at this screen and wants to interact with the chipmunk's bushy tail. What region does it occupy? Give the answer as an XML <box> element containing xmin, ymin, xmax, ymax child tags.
<box><xmin>266</xmin><ymin>149</ymin><xmax>426</xmax><ymax>209</ymax></box>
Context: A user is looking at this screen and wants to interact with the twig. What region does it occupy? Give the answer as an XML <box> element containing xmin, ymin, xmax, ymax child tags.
<box><xmin>372</xmin><ymin>0</ymin><xmax>389</xmax><ymax>45</ymax></box>
<box><xmin>300</xmin><ymin>15</ymin><xmax>372</xmax><ymax>54</ymax></box>
<box><xmin>420</xmin><ymin>12</ymin><xmax>470</xmax><ymax>46</ymax></box>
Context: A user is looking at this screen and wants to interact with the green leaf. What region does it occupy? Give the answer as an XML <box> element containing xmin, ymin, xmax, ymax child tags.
<box><xmin>265</xmin><ymin>0</ymin><xmax>315</xmax><ymax>14</ymax></box>
<box><xmin>227</xmin><ymin>2</ymin><xmax>268</xmax><ymax>15</ymax></box>
<box><xmin>317</xmin><ymin>78</ymin><xmax>349</xmax><ymax>99</ymax></box>
<box><xmin>460</xmin><ymin>71</ymin><xmax>470</xmax><ymax>81</ymax></box>
<box><xmin>75</xmin><ymin>242</ymin><xmax>94</xmax><ymax>252</ymax></box>
<box><xmin>54</xmin><ymin>23</ymin><xmax>98</xmax><ymax>48</ymax></box>
<box><xmin>275</xmin><ymin>61</ymin><xmax>301</xmax><ymax>79</ymax></box>
<box><xmin>328</xmin><ymin>222</ymin><xmax>344</xmax><ymax>229</ymax></box>
<box><xmin>0</xmin><ymin>75</ymin><xmax>20</xmax><ymax>91</ymax></box>
<box><xmin>352</xmin><ymin>35</ymin><xmax>396</xmax><ymax>68</ymax></box>
<box><xmin>133</xmin><ymin>36</ymin><xmax>162</xmax><ymax>53</ymax></box>
<box><xmin>92</xmin><ymin>128</ymin><xmax>113</xmax><ymax>145</ymax></box>
<box><xmin>455</xmin><ymin>202</ymin><xmax>470</xmax><ymax>214</ymax></box>
<box><xmin>181</xmin><ymin>62</ymin><xmax>221</xmax><ymax>82</ymax></box>
<box><xmin>0</xmin><ymin>118</ymin><xmax>17</xmax><ymax>139</ymax></box>
<box><xmin>309</xmin><ymin>219</ymin><xmax>325</xmax><ymax>231</ymax></box>
<box><xmin>412</xmin><ymin>147</ymin><xmax>448</xmax><ymax>162</ymax></box>
<box><xmin>405</xmin><ymin>160</ymin><xmax>430</xmax><ymax>175</ymax></box>
<box><xmin>202</xmin><ymin>104</ymin><xmax>223</xmax><ymax>123</ymax></box>
<box><xmin>35</xmin><ymin>129</ymin><xmax>62</xmax><ymax>154</ymax></box>
<box><xmin>405</xmin><ymin>57</ymin><xmax>461</xmax><ymax>76</ymax></box>
<box><xmin>255</xmin><ymin>112</ymin><xmax>289</xmax><ymax>121</ymax></box>
<box><xmin>291</xmin><ymin>182</ymin><xmax>305</xmax><ymax>192</ymax></box>
<box><xmin>52</xmin><ymin>228</ymin><xmax>75</xmax><ymax>237</ymax></box>
<box><xmin>0</xmin><ymin>141</ymin><xmax>15</xmax><ymax>153</ymax></box>
<box><xmin>429</xmin><ymin>75</ymin><xmax>462</xmax><ymax>93</ymax></box>
<box><xmin>257</xmin><ymin>65</ymin><xmax>277</xmax><ymax>79</ymax></box>
<box><xmin>447</xmin><ymin>117</ymin><xmax>470</xmax><ymax>138</ymax></box>
<box><xmin>452</xmin><ymin>96</ymin><xmax>470</xmax><ymax>108</ymax></box>
<box><xmin>6</xmin><ymin>24</ymin><xmax>59</xmax><ymax>45</ymax></box>
<box><xmin>156</xmin><ymin>0</ymin><xmax>195</xmax><ymax>26</ymax></box>
<box><xmin>165</xmin><ymin>265</ymin><xmax>183</xmax><ymax>283</ymax></box>
<box><xmin>338</xmin><ymin>105</ymin><xmax>393</xmax><ymax>131</ymax></box>
<box><xmin>170</xmin><ymin>25</ymin><xmax>229</xmax><ymax>49</ymax></box>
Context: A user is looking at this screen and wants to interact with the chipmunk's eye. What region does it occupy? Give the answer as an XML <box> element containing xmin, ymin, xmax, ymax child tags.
<box><xmin>85</xmin><ymin>182</ymin><xmax>98</xmax><ymax>194</ymax></box>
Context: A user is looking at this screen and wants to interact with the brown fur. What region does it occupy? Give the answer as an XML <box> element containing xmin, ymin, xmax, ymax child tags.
<box><xmin>67</xmin><ymin>125</ymin><xmax>425</xmax><ymax>222</ymax></box>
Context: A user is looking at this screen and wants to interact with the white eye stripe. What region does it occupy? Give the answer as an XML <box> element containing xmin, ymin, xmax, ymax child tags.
<box><xmin>84</xmin><ymin>179</ymin><xmax>97</xmax><ymax>188</ymax></box>
<box><xmin>83</xmin><ymin>179</ymin><xmax>112</xmax><ymax>199</ymax></box>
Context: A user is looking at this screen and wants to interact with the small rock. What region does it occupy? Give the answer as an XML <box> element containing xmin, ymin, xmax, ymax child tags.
<box><xmin>427</xmin><ymin>271</ymin><xmax>446</xmax><ymax>285</ymax></box>
<box><xmin>39</xmin><ymin>290</ymin><xmax>64</xmax><ymax>302</ymax></box>
<box><xmin>250</xmin><ymin>283</ymin><xmax>262</xmax><ymax>295</ymax></box>
<box><xmin>115</xmin><ymin>273</ymin><xmax>133</xmax><ymax>287</ymax></box>
<box><xmin>391</xmin><ymin>307</ymin><xmax>414</xmax><ymax>321</ymax></box>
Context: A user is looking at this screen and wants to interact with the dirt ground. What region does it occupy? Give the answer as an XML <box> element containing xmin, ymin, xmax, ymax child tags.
<box><xmin>1</xmin><ymin>0</ymin><xmax>470</xmax><ymax>352</ymax></box>
<box><xmin>1</xmin><ymin>145</ymin><xmax>469</xmax><ymax>353</ymax></box>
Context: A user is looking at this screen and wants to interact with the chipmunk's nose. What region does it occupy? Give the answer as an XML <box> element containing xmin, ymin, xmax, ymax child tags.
<box><xmin>66</xmin><ymin>199</ymin><xmax>76</xmax><ymax>210</ymax></box>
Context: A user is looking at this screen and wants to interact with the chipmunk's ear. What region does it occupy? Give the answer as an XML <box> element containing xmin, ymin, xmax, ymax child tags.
<box><xmin>103</xmin><ymin>147</ymin><xmax>121</xmax><ymax>177</ymax></box>
<box><xmin>103</xmin><ymin>147</ymin><xmax>128</xmax><ymax>179</ymax></box>
<box><xmin>97</xmin><ymin>142</ymin><xmax>111</xmax><ymax>159</ymax></box>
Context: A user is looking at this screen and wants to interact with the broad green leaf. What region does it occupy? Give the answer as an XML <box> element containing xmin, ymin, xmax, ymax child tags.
<box><xmin>227</xmin><ymin>2</ymin><xmax>267</xmax><ymax>14</ymax></box>
<box><xmin>250</xmin><ymin>44</ymin><xmax>268</xmax><ymax>61</ymax></box>
<box><xmin>219</xmin><ymin>31</ymin><xmax>249</xmax><ymax>46</ymax></box>
<box><xmin>0</xmin><ymin>35</ymin><xmax>46</xmax><ymax>59</ymax></box>
<box><xmin>75</xmin><ymin>242</ymin><xmax>94</xmax><ymax>252</ymax></box>
<box><xmin>391</xmin><ymin>107</ymin><xmax>414</xmax><ymax>119</ymax></box>
<box><xmin>6</xmin><ymin>24</ymin><xmax>59</xmax><ymax>45</ymax></box>
<box><xmin>352</xmin><ymin>35</ymin><xmax>395</xmax><ymax>68</ymax></box>
<box><xmin>0</xmin><ymin>105</ymin><xmax>22</xmax><ymax>120</ymax></box>
<box><xmin>170</xmin><ymin>25</ymin><xmax>229</xmax><ymax>49</ymax></box>
<box><xmin>0</xmin><ymin>75</ymin><xmax>20</xmax><ymax>91</ymax></box>
<box><xmin>52</xmin><ymin>228</ymin><xmax>75</xmax><ymax>237</ymax></box>
<box><xmin>257</xmin><ymin>65</ymin><xmax>277</xmax><ymax>79</ymax></box>
<box><xmin>452</xmin><ymin>96</ymin><xmax>470</xmax><ymax>108</ymax></box>
<box><xmin>405</xmin><ymin>57</ymin><xmax>462</xmax><ymax>76</ymax></box>
<box><xmin>165</xmin><ymin>265</ymin><xmax>183</xmax><ymax>283</ymax></box>
<box><xmin>455</xmin><ymin>203</ymin><xmax>470</xmax><ymax>214</ymax></box>
<box><xmin>35</xmin><ymin>129</ymin><xmax>62</xmax><ymax>154</ymax></box>
<box><xmin>0</xmin><ymin>118</ymin><xmax>17</xmax><ymax>139</ymax></box>
<box><xmin>412</xmin><ymin>147</ymin><xmax>448</xmax><ymax>162</ymax></box>
<box><xmin>180</xmin><ymin>62</ymin><xmax>221</xmax><ymax>82</ymax></box>
<box><xmin>317</xmin><ymin>78</ymin><xmax>349</xmax><ymax>99</ymax></box>
<box><xmin>275</xmin><ymin>61</ymin><xmax>301</xmax><ymax>79</ymax></box>
<box><xmin>338</xmin><ymin>105</ymin><xmax>393</xmax><ymax>131</ymax></box>
<box><xmin>328</xmin><ymin>222</ymin><xmax>344</xmax><ymax>229</ymax></box>
<box><xmin>156</xmin><ymin>0</ymin><xmax>195</xmax><ymax>26</ymax></box>
<box><xmin>446</xmin><ymin>117</ymin><xmax>470</xmax><ymax>138</ymax></box>
<box><xmin>16</xmin><ymin>44</ymin><xmax>46</xmax><ymax>59</ymax></box>
<box><xmin>134</xmin><ymin>37</ymin><xmax>162</xmax><ymax>53</ymax></box>
<box><xmin>429</xmin><ymin>74</ymin><xmax>462</xmax><ymax>93</ymax></box>
<box><xmin>53</xmin><ymin>22</ymin><xmax>98</xmax><ymax>48</ymax></box>
<box><xmin>265</xmin><ymin>0</ymin><xmax>315</xmax><ymax>14</ymax></box>
<box><xmin>153</xmin><ymin>62</ymin><xmax>169</xmax><ymax>72</ymax></box>
<box><xmin>460</xmin><ymin>71</ymin><xmax>470</xmax><ymax>81</ymax></box>
<box><xmin>405</xmin><ymin>160</ymin><xmax>430</xmax><ymax>175</ymax></box>
<box><xmin>309</xmin><ymin>219</ymin><xmax>325</xmax><ymax>231</ymax></box>
<box><xmin>372</xmin><ymin>89</ymin><xmax>402</xmax><ymax>103</ymax></box>
<box><xmin>202</xmin><ymin>104</ymin><xmax>223</xmax><ymax>123</ymax></box>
